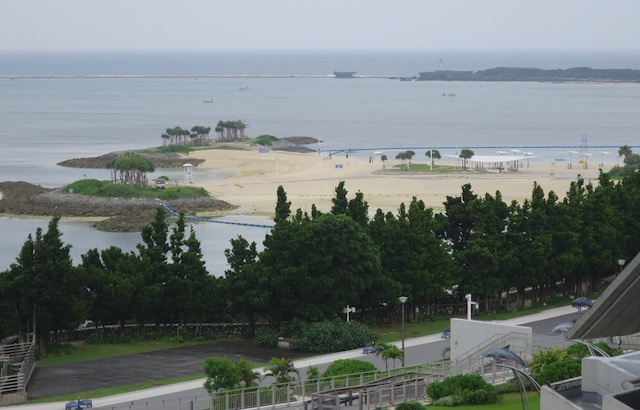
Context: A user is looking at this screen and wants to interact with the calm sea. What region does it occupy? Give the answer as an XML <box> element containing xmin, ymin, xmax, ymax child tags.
<box><xmin>1</xmin><ymin>50</ymin><xmax>640</xmax><ymax>272</ymax></box>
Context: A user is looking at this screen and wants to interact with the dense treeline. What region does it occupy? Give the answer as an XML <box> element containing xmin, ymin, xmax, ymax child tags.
<box><xmin>418</xmin><ymin>67</ymin><xmax>640</xmax><ymax>82</ymax></box>
<box><xmin>2</xmin><ymin>170</ymin><xmax>640</xmax><ymax>351</ymax></box>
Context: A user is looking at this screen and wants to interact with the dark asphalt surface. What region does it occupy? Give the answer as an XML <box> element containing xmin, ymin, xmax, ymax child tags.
<box><xmin>27</xmin><ymin>339</ymin><xmax>314</xmax><ymax>399</ymax></box>
<box><xmin>27</xmin><ymin>312</ymin><xmax>582</xmax><ymax>401</ymax></box>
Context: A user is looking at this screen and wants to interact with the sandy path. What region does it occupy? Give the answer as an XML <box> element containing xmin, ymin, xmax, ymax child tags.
<box><xmin>190</xmin><ymin>146</ymin><xmax>603</xmax><ymax>217</ymax></box>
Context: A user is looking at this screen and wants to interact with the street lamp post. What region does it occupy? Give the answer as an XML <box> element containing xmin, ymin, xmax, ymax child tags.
<box><xmin>618</xmin><ymin>259</ymin><xmax>626</xmax><ymax>275</ymax></box>
<box><xmin>399</xmin><ymin>296</ymin><xmax>408</xmax><ymax>368</ymax></box>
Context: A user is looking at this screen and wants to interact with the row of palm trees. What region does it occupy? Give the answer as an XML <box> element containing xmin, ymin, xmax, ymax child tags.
<box><xmin>161</xmin><ymin>126</ymin><xmax>212</xmax><ymax>146</ymax></box>
<box><xmin>383</xmin><ymin>149</ymin><xmax>473</xmax><ymax>171</ymax></box>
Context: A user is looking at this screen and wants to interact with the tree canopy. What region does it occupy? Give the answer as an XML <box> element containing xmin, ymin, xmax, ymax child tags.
<box><xmin>3</xmin><ymin>170</ymin><xmax>640</xmax><ymax>344</ymax></box>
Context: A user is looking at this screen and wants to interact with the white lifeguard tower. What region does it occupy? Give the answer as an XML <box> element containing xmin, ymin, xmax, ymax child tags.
<box><xmin>183</xmin><ymin>163</ymin><xmax>193</xmax><ymax>184</ymax></box>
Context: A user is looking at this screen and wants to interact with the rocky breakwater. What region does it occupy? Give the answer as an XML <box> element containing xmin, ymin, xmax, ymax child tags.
<box><xmin>0</xmin><ymin>181</ymin><xmax>233</xmax><ymax>232</ymax></box>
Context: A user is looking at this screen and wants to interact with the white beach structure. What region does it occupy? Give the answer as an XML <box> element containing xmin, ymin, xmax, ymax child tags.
<box><xmin>183</xmin><ymin>163</ymin><xmax>193</xmax><ymax>184</ymax></box>
<box><xmin>445</xmin><ymin>154</ymin><xmax>539</xmax><ymax>172</ymax></box>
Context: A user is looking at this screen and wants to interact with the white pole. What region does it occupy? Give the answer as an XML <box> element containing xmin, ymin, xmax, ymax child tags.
<box><xmin>466</xmin><ymin>294</ymin><xmax>472</xmax><ymax>320</ymax></box>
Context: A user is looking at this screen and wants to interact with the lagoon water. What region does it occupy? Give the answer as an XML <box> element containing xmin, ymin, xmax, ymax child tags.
<box><xmin>1</xmin><ymin>50</ymin><xmax>640</xmax><ymax>272</ymax></box>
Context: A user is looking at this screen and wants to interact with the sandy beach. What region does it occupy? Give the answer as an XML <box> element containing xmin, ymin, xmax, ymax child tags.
<box><xmin>191</xmin><ymin>146</ymin><xmax>604</xmax><ymax>217</ymax></box>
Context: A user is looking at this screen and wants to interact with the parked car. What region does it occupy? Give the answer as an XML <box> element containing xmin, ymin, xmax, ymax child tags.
<box><xmin>154</xmin><ymin>179</ymin><xmax>166</xmax><ymax>189</ymax></box>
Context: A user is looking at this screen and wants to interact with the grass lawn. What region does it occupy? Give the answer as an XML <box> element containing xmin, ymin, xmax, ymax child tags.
<box><xmin>373</xmin><ymin>163</ymin><xmax>464</xmax><ymax>174</ymax></box>
<box><xmin>373</xmin><ymin>297</ymin><xmax>572</xmax><ymax>344</ymax></box>
<box><xmin>428</xmin><ymin>392</ymin><xmax>539</xmax><ymax>409</ymax></box>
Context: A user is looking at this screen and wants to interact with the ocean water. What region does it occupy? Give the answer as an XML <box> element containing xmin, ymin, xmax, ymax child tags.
<box><xmin>1</xmin><ymin>50</ymin><xmax>640</xmax><ymax>272</ymax></box>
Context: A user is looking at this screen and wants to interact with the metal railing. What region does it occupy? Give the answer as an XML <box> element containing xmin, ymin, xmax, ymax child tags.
<box><xmin>0</xmin><ymin>341</ymin><xmax>36</xmax><ymax>405</ymax></box>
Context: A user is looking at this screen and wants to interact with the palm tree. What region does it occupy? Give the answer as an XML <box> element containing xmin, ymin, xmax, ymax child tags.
<box><xmin>425</xmin><ymin>150</ymin><xmax>441</xmax><ymax>170</ymax></box>
<box><xmin>263</xmin><ymin>357</ymin><xmax>299</xmax><ymax>384</ymax></box>
<box><xmin>395</xmin><ymin>151</ymin><xmax>412</xmax><ymax>171</ymax></box>
<box><xmin>236</xmin><ymin>358</ymin><xmax>261</xmax><ymax>387</ymax></box>
<box><xmin>618</xmin><ymin>145</ymin><xmax>633</xmax><ymax>164</ymax></box>
<box><xmin>459</xmin><ymin>149</ymin><xmax>474</xmax><ymax>170</ymax></box>
<box><xmin>381</xmin><ymin>345</ymin><xmax>404</xmax><ymax>370</ymax></box>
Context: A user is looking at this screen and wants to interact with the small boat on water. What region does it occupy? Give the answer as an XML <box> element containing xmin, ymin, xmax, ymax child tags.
<box><xmin>334</xmin><ymin>71</ymin><xmax>356</xmax><ymax>78</ymax></box>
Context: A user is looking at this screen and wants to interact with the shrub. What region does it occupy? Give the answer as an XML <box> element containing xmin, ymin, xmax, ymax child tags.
<box><xmin>530</xmin><ymin>347</ymin><xmax>569</xmax><ymax>376</ymax></box>
<box><xmin>289</xmin><ymin>319</ymin><xmax>377</xmax><ymax>353</ymax></box>
<box><xmin>395</xmin><ymin>401</ymin><xmax>425</xmax><ymax>410</ymax></box>
<box><xmin>534</xmin><ymin>359</ymin><xmax>581</xmax><ymax>385</ymax></box>
<box><xmin>254</xmin><ymin>135</ymin><xmax>279</xmax><ymax>146</ymax></box>
<box><xmin>322</xmin><ymin>359</ymin><xmax>376</xmax><ymax>378</ymax></box>
<box><xmin>565</xmin><ymin>341</ymin><xmax>623</xmax><ymax>358</ymax></box>
<box><xmin>254</xmin><ymin>328</ymin><xmax>280</xmax><ymax>347</ymax></box>
<box><xmin>43</xmin><ymin>343</ymin><xmax>76</xmax><ymax>358</ymax></box>
<box><xmin>432</xmin><ymin>395</ymin><xmax>461</xmax><ymax>407</ymax></box>
<box><xmin>427</xmin><ymin>374</ymin><xmax>499</xmax><ymax>405</ymax></box>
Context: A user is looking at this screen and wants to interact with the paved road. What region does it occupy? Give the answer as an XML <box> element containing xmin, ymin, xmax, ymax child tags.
<box><xmin>7</xmin><ymin>306</ymin><xmax>580</xmax><ymax>410</ymax></box>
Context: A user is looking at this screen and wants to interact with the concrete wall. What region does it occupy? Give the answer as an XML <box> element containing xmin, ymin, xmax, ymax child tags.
<box><xmin>449</xmin><ymin>318</ymin><xmax>532</xmax><ymax>364</ymax></box>
<box><xmin>540</xmin><ymin>384</ymin><xmax>584</xmax><ymax>410</ymax></box>
<box><xmin>581</xmin><ymin>353</ymin><xmax>640</xmax><ymax>405</ymax></box>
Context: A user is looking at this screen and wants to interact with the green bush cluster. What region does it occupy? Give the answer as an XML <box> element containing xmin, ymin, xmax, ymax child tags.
<box><xmin>395</xmin><ymin>401</ymin><xmax>425</xmax><ymax>410</ymax></box>
<box><xmin>253</xmin><ymin>135</ymin><xmax>279</xmax><ymax>146</ymax></box>
<box><xmin>289</xmin><ymin>319</ymin><xmax>378</xmax><ymax>353</ymax></box>
<box><xmin>41</xmin><ymin>343</ymin><xmax>77</xmax><ymax>358</ymax></box>
<box><xmin>531</xmin><ymin>342</ymin><xmax>623</xmax><ymax>384</ymax></box>
<box><xmin>64</xmin><ymin>179</ymin><xmax>210</xmax><ymax>199</ymax></box>
<box><xmin>254</xmin><ymin>328</ymin><xmax>281</xmax><ymax>347</ymax></box>
<box><xmin>322</xmin><ymin>359</ymin><xmax>376</xmax><ymax>378</ymax></box>
<box><xmin>154</xmin><ymin>145</ymin><xmax>193</xmax><ymax>154</ymax></box>
<box><xmin>565</xmin><ymin>341</ymin><xmax>623</xmax><ymax>358</ymax></box>
<box><xmin>427</xmin><ymin>374</ymin><xmax>499</xmax><ymax>406</ymax></box>
<box><xmin>534</xmin><ymin>359</ymin><xmax>581</xmax><ymax>385</ymax></box>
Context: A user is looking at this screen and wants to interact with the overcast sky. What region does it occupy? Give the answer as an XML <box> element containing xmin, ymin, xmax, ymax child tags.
<box><xmin>2</xmin><ymin>0</ymin><xmax>640</xmax><ymax>52</ymax></box>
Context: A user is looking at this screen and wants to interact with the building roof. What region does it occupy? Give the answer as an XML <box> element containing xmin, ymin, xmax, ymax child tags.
<box><xmin>566</xmin><ymin>251</ymin><xmax>640</xmax><ymax>339</ymax></box>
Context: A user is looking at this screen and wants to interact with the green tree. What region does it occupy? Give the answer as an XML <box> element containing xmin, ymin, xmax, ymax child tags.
<box><xmin>224</xmin><ymin>235</ymin><xmax>264</xmax><ymax>334</ymax></box>
<box><xmin>204</xmin><ymin>357</ymin><xmax>241</xmax><ymax>393</ymax></box>
<box><xmin>367</xmin><ymin>198</ymin><xmax>451</xmax><ymax>312</ymax></box>
<box><xmin>107</xmin><ymin>153</ymin><xmax>155</xmax><ymax>187</ymax></box>
<box><xmin>425</xmin><ymin>149</ymin><xmax>441</xmax><ymax>170</ymax></box>
<box><xmin>263</xmin><ymin>357</ymin><xmax>298</xmax><ymax>384</ymax></box>
<box><xmin>170</xmin><ymin>222</ymin><xmax>212</xmax><ymax>325</ymax></box>
<box><xmin>618</xmin><ymin>145</ymin><xmax>632</xmax><ymax>163</ymax></box>
<box><xmin>381</xmin><ymin>344</ymin><xmax>404</xmax><ymax>370</ymax></box>
<box><xmin>395</xmin><ymin>151</ymin><xmax>412</xmax><ymax>171</ymax></box>
<box><xmin>274</xmin><ymin>185</ymin><xmax>291</xmax><ymax>224</ymax></box>
<box><xmin>459</xmin><ymin>149</ymin><xmax>474</xmax><ymax>170</ymax></box>
<box><xmin>259</xmin><ymin>213</ymin><xmax>383</xmax><ymax>323</ymax></box>
<box><xmin>330</xmin><ymin>181</ymin><xmax>369</xmax><ymax>226</ymax></box>
<box><xmin>331</xmin><ymin>181</ymin><xmax>349</xmax><ymax>215</ymax></box>
<box><xmin>78</xmin><ymin>246</ymin><xmax>139</xmax><ymax>329</ymax></box>
<box><xmin>190</xmin><ymin>125</ymin><xmax>211</xmax><ymax>145</ymax></box>
<box><xmin>236</xmin><ymin>358</ymin><xmax>261</xmax><ymax>387</ymax></box>
<box><xmin>6</xmin><ymin>216</ymin><xmax>85</xmax><ymax>350</ymax></box>
<box><xmin>136</xmin><ymin>208</ymin><xmax>171</xmax><ymax>326</ymax></box>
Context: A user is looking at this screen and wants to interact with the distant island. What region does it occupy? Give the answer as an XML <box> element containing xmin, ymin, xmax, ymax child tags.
<box><xmin>417</xmin><ymin>67</ymin><xmax>640</xmax><ymax>82</ymax></box>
